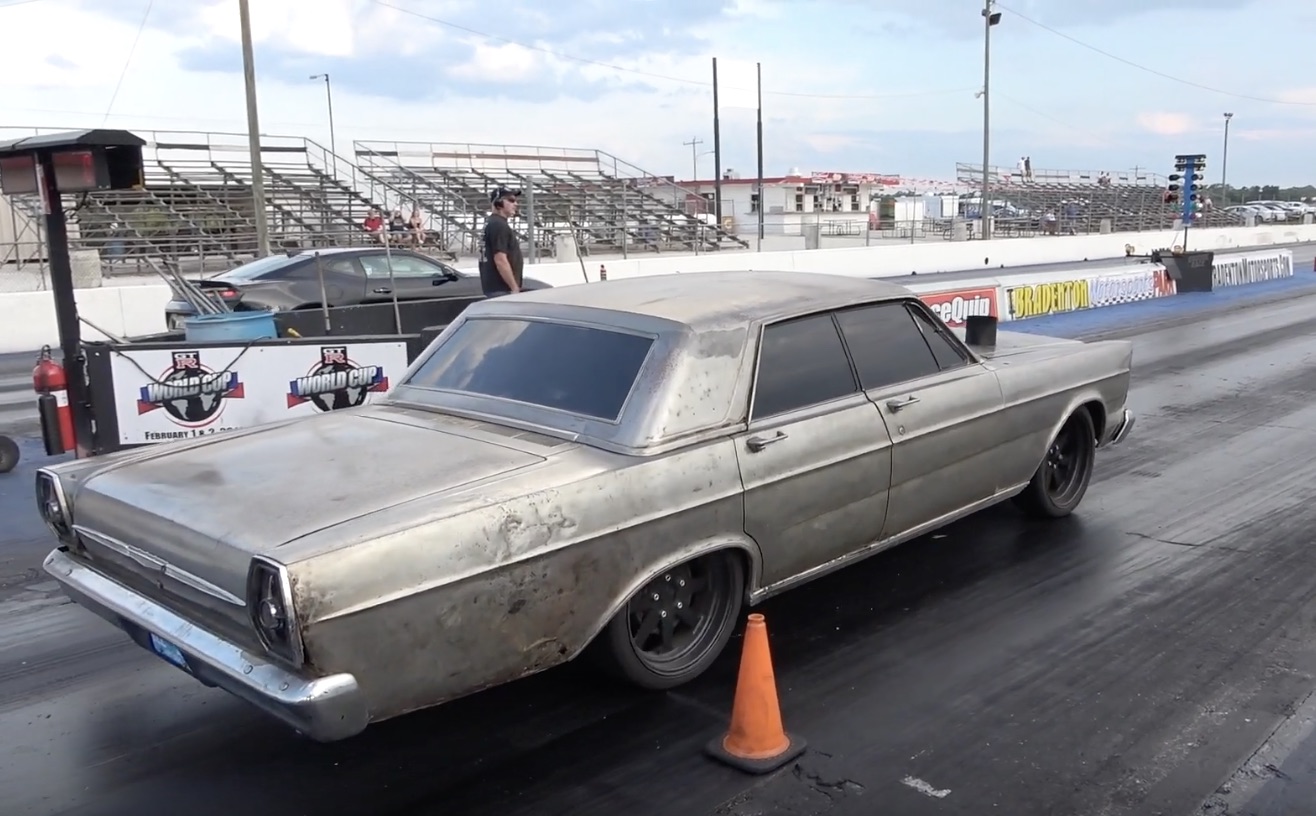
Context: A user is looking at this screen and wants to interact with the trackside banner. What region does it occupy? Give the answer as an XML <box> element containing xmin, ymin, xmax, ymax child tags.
<box><xmin>918</xmin><ymin>287</ymin><xmax>998</xmax><ymax>327</ymax></box>
<box><xmin>1211</xmin><ymin>249</ymin><xmax>1293</xmax><ymax>289</ymax></box>
<box><xmin>999</xmin><ymin>265</ymin><xmax>1176</xmax><ymax>321</ymax></box>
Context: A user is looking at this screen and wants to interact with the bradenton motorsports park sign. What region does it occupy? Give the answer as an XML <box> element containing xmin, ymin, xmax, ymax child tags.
<box><xmin>107</xmin><ymin>341</ymin><xmax>410</xmax><ymax>445</ymax></box>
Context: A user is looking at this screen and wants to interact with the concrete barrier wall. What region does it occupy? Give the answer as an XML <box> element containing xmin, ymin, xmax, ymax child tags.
<box><xmin>516</xmin><ymin>224</ymin><xmax>1316</xmax><ymax>287</ymax></box>
<box><xmin>0</xmin><ymin>224</ymin><xmax>1312</xmax><ymax>353</ymax></box>
<box><xmin>905</xmin><ymin>248</ymin><xmax>1295</xmax><ymax>327</ymax></box>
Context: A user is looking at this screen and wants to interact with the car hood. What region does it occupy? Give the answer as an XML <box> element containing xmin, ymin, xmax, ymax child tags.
<box><xmin>72</xmin><ymin>410</ymin><xmax>549</xmax><ymax>555</ymax></box>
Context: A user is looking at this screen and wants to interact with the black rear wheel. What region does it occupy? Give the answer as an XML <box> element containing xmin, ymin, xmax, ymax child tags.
<box><xmin>1013</xmin><ymin>408</ymin><xmax>1096</xmax><ymax>518</ymax></box>
<box><xmin>595</xmin><ymin>551</ymin><xmax>745</xmax><ymax>690</ymax></box>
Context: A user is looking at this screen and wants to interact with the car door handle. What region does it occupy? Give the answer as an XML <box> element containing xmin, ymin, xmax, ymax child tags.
<box><xmin>886</xmin><ymin>395</ymin><xmax>920</xmax><ymax>411</ymax></box>
<box><xmin>373</xmin><ymin>287</ymin><xmax>391</xmax><ymax>293</ymax></box>
<box><xmin>746</xmin><ymin>432</ymin><xmax>788</xmax><ymax>452</ymax></box>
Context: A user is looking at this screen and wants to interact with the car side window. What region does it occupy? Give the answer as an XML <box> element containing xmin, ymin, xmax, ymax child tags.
<box><xmin>751</xmin><ymin>313</ymin><xmax>858</xmax><ymax>421</ymax></box>
<box><xmin>907</xmin><ymin>302</ymin><xmax>970</xmax><ymax>370</ymax></box>
<box><xmin>358</xmin><ymin>254</ymin><xmax>442</xmax><ymax>278</ymax></box>
<box><xmin>287</xmin><ymin>256</ymin><xmax>357</xmax><ymax>279</ymax></box>
<box><xmin>833</xmin><ymin>302</ymin><xmax>942</xmax><ymax>390</ymax></box>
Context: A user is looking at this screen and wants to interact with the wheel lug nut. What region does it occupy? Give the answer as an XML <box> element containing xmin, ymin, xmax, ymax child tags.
<box><xmin>661</xmin><ymin>610</ymin><xmax>667</xmax><ymax>617</ymax></box>
<box><xmin>676</xmin><ymin>602</ymin><xmax>683</xmax><ymax>609</ymax></box>
<box><xmin>652</xmin><ymin>593</ymin><xmax>660</xmax><ymax>601</ymax></box>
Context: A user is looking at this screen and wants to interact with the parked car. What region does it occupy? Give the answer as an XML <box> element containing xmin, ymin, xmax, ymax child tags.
<box><xmin>164</xmin><ymin>247</ymin><xmax>550</xmax><ymax>330</ymax></box>
<box><xmin>38</xmin><ymin>270</ymin><xmax>1135</xmax><ymax>742</ymax></box>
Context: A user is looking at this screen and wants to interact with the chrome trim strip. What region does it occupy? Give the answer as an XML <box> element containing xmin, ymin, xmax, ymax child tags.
<box><xmin>72</xmin><ymin>524</ymin><xmax>245</xmax><ymax>607</ymax></box>
<box><xmin>43</xmin><ymin>548</ymin><xmax>368</xmax><ymax>742</ymax></box>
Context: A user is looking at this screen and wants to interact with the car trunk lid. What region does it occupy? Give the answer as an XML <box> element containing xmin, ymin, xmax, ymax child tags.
<box><xmin>68</xmin><ymin>411</ymin><xmax>547</xmax><ymax>625</ymax></box>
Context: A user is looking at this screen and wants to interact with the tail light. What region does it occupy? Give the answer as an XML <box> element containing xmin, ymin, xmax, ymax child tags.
<box><xmin>35</xmin><ymin>470</ymin><xmax>73</xmax><ymax>542</ymax></box>
<box><xmin>246</xmin><ymin>557</ymin><xmax>305</xmax><ymax>666</ymax></box>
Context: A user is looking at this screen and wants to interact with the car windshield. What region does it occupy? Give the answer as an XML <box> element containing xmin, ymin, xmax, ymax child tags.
<box><xmin>215</xmin><ymin>254</ymin><xmax>304</xmax><ymax>282</ymax></box>
<box><xmin>402</xmin><ymin>317</ymin><xmax>655</xmax><ymax>422</ymax></box>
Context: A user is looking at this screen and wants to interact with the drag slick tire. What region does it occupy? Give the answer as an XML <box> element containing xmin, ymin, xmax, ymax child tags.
<box><xmin>594</xmin><ymin>550</ymin><xmax>745</xmax><ymax>690</ymax></box>
<box><xmin>1014</xmin><ymin>408</ymin><xmax>1096</xmax><ymax>519</ymax></box>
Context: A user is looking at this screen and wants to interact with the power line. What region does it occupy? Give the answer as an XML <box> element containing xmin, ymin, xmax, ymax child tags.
<box><xmin>102</xmin><ymin>0</ymin><xmax>155</xmax><ymax>123</ymax></box>
<box><xmin>995</xmin><ymin>3</ymin><xmax>1316</xmax><ymax>107</ymax></box>
<box><xmin>368</xmin><ymin>0</ymin><xmax>977</xmax><ymax>101</ymax></box>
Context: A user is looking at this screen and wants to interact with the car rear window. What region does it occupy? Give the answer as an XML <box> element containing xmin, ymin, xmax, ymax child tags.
<box><xmin>404</xmin><ymin>317</ymin><xmax>655</xmax><ymax>421</ymax></box>
<box><xmin>215</xmin><ymin>254</ymin><xmax>303</xmax><ymax>281</ymax></box>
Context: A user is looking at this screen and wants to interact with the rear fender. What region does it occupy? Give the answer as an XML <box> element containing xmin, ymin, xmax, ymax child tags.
<box><xmin>573</xmin><ymin>535</ymin><xmax>762</xmax><ymax>658</ymax></box>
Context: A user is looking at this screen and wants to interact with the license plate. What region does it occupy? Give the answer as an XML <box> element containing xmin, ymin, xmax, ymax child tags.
<box><xmin>149</xmin><ymin>632</ymin><xmax>189</xmax><ymax>670</ymax></box>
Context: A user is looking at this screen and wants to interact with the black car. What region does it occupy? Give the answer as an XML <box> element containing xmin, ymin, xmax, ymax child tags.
<box><xmin>164</xmin><ymin>247</ymin><xmax>550</xmax><ymax>330</ymax></box>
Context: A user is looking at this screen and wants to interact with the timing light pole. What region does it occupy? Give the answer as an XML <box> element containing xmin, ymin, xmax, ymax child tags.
<box><xmin>238</xmin><ymin>0</ymin><xmax>271</xmax><ymax>257</ymax></box>
<box><xmin>980</xmin><ymin>0</ymin><xmax>1000</xmax><ymax>241</ymax></box>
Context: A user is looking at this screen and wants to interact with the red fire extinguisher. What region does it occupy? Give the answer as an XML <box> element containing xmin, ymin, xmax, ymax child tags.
<box><xmin>33</xmin><ymin>346</ymin><xmax>74</xmax><ymax>456</ymax></box>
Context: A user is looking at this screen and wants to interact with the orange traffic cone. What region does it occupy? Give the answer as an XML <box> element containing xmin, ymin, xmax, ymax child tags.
<box><xmin>705</xmin><ymin>613</ymin><xmax>806</xmax><ymax>774</ymax></box>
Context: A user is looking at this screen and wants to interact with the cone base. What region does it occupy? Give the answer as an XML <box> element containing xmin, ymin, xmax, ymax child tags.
<box><xmin>704</xmin><ymin>732</ymin><xmax>807</xmax><ymax>775</ymax></box>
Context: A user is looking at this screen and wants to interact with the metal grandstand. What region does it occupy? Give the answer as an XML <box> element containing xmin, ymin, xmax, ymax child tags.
<box><xmin>0</xmin><ymin>125</ymin><xmax>1277</xmax><ymax>282</ymax></box>
<box><xmin>352</xmin><ymin>140</ymin><xmax>748</xmax><ymax>256</ymax></box>
<box><xmin>0</xmin><ymin>128</ymin><xmax>747</xmax><ymax>279</ymax></box>
<box><xmin>954</xmin><ymin>161</ymin><xmax>1240</xmax><ymax>233</ymax></box>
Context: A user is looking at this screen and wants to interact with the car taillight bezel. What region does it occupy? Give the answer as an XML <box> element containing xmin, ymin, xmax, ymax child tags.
<box><xmin>35</xmin><ymin>469</ymin><xmax>73</xmax><ymax>542</ymax></box>
<box><xmin>245</xmin><ymin>556</ymin><xmax>305</xmax><ymax>667</ymax></box>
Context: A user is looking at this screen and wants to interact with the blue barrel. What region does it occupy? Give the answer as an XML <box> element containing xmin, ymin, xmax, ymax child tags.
<box><xmin>183</xmin><ymin>311</ymin><xmax>278</xmax><ymax>343</ymax></box>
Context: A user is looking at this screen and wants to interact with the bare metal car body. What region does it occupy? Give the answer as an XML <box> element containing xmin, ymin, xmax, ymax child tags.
<box><xmin>38</xmin><ymin>270</ymin><xmax>1135</xmax><ymax>742</ymax></box>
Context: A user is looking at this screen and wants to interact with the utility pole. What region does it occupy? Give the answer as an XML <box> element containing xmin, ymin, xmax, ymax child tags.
<box><xmin>238</xmin><ymin>0</ymin><xmax>270</xmax><ymax>257</ymax></box>
<box><xmin>1221</xmin><ymin>112</ymin><xmax>1233</xmax><ymax>207</ymax></box>
<box><xmin>980</xmin><ymin>0</ymin><xmax>1000</xmax><ymax>241</ymax></box>
<box><xmin>683</xmin><ymin>137</ymin><xmax>703</xmax><ymax>180</ymax></box>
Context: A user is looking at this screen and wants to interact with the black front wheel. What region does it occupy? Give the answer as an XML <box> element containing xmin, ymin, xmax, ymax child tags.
<box><xmin>1013</xmin><ymin>408</ymin><xmax>1096</xmax><ymax>518</ymax></box>
<box><xmin>594</xmin><ymin>551</ymin><xmax>745</xmax><ymax>690</ymax></box>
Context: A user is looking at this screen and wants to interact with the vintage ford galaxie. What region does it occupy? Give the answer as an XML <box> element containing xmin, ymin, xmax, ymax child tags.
<box><xmin>37</xmin><ymin>270</ymin><xmax>1135</xmax><ymax>741</ymax></box>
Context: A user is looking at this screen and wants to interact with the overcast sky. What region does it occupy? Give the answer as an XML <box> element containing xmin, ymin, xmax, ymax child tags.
<box><xmin>2</xmin><ymin>0</ymin><xmax>1313</xmax><ymax>186</ymax></box>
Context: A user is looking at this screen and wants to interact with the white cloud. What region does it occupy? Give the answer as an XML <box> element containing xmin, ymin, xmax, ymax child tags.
<box><xmin>1135</xmin><ymin>112</ymin><xmax>1195</xmax><ymax>136</ymax></box>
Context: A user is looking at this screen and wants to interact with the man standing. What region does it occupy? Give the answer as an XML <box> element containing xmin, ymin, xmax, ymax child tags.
<box><xmin>479</xmin><ymin>186</ymin><xmax>524</xmax><ymax>297</ymax></box>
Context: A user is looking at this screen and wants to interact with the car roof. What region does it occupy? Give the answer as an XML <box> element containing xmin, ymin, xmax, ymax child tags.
<box><xmin>503</xmin><ymin>270</ymin><xmax>913</xmax><ymax>330</ymax></box>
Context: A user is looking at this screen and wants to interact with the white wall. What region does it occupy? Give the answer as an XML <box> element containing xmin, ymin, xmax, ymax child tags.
<box><xmin>0</xmin><ymin>223</ymin><xmax>1312</xmax><ymax>353</ymax></box>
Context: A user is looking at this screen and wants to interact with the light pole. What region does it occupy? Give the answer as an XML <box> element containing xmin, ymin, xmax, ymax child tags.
<box><xmin>1221</xmin><ymin>112</ymin><xmax>1233</xmax><ymax>207</ymax></box>
<box><xmin>238</xmin><ymin>0</ymin><xmax>270</xmax><ymax>257</ymax></box>
<box><xmin>682</xmin><ymin>137</ymin><xmax>703</xmax><ymax>180</ymax></box>
<box><xmin>980</xmin><ymin>0</ymin><xmax>1000</xmax><ymax>240</ymax></box>
<box><xmin>310</xmin><ymin>73</ymin><xmax>337</xmax><ymax>158</ymax></box>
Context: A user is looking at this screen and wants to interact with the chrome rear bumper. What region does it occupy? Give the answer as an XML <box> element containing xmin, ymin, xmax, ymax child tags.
<box><xmin>43</xmin><ymin>547</ymin><xmax>369</xmax><ymax>742</ymax></box>
<box><xmin>1107</xmin><ymin>408</ymin><xmax>1135</xmax><ymax>447</ymax></box>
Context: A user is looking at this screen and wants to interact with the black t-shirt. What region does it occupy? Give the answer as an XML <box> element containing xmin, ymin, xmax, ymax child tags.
<box><xmin>478</xmin><ymin>213</ymin><xmax>524</xmax><ymax>296</ymax></box>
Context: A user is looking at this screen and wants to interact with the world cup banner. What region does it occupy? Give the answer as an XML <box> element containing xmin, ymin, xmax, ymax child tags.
<box><xmin>919</xmin><ymin>287</ymin><xmax>999</xmax><ymax>327</ymax></box>
<box><xmin>107</xmin><ymin>341</ymin><xmax>410</xmax><ymax>445</ymax></box>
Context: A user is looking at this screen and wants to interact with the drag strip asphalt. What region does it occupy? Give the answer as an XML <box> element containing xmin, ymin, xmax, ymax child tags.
<box><xmin>6</xmin><ymin>287</ymin><xmax>1316</xmax><ymax>815</ymax></box>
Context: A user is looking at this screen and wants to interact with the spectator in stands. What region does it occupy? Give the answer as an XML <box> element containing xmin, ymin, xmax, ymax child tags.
<box><xmin>388</xmin><ymin>209</ymin><xmax>408</xmax><ymax>242</ymax></box>
<box><xmin>1017</xmin><ymin>157</ymin><xmax>1026</xmax><ymax>181</ymax></box>
<box><xmin>408</xmin><ymin>206</ymin><xmax>425</xmax><ymax>246</ymax></box>
<box><xmin>363</xmin><ymin>208</ymin><xmax>385</xmax><ymax>244</ymax></box>
<box><xmin>479</xmin><ymin>186</ymin><xmax>524</xmax><ymax>297</ymax></box>
<box><xmin>1024</xmin><ymin>156</ymin><xmax>1033</xmax><ymax>182</ymax></box>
